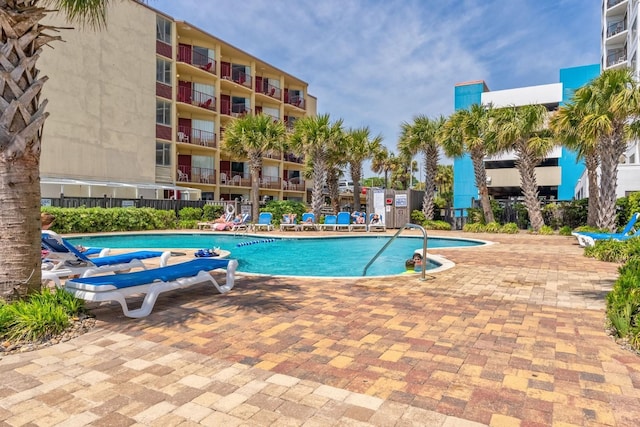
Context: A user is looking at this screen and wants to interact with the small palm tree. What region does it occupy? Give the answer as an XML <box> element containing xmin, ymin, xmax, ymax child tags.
<box><xmin>435</xmin><ymin>164</ymin><xmax>453</xmax><ymax>205</ymax></box>
<box><xmin>493</xmin><ymin>104</ymin><xmax>554</xmax><ymax>231</ymax></box>
<box><xmin>0</xmin><ymin>1</ymin><xmax>114</xmax><ymax>299</ymax></box>
<box><xmin>289</xmin><ymin>114</ymin><xmax>344</xmax><ymax>220</ymax></box>
<box><xmin>371</xmin><ymin>147</ymin><xmax>394</xmax><ymax>189</ymax></box>
<box><xmin>551</xmin><ymin>102</ymin><xmax>599</xmax><ymax>227</ymax></box>
<box><xmin>223</xmin><ymin>114</ymin><xmax>286</xmax><ymax>221</ymax></box>
<box><xmin>439</xmin><ymin>104</ymin><xmax>496</xmax><ymax>223</ymax></box>
<box><xmin>399</xmin><ymin>115</ymin><xmax>445</xmax><ymax>220</ymax></box>
<box><xmin>345</xmin><ymin>127</ymin><xmax>383</xmax><ymax>208</ymax></box>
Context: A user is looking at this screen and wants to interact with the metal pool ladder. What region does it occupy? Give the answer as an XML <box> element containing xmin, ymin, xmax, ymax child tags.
<box><xmin>362</xmin><ymin>223</ymin><xmax>428</xmax><ymax>280</ymax></box>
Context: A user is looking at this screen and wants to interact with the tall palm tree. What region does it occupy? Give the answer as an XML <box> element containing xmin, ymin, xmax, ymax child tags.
<box><xmin>438</xmin><ymin>104</ymin><xmax>496</xmax><ymax>223</ymax></box>
<box><xmin>0</xmin><ymin>1</ymin><xmax>114</xmax><ymax>299</ymax></box>
<box><xmin>550</xmin><ymin>101</ymin><xmax>600</xmax><ymax>227</ymax></box>
<box><xmin>326</xmin><ymin>135</ymin><xmax>347</xmax><ymax>214</ymax></box>
<box><xmin>435</xmin><ymin>164</ymin><xmax>453</xmax><ymax>204</ymax></box>
<box><xmin>289</xmin><ymin>114</ymin><xmax>344</xmax><ymax>220</ymax></box>
<box><xmin>575</xmin><ymin>68</ymin><xmax>640</xmax><ymax>230</ymax></box>
<box><xmin>399</xmin><ymin>115</ymin><xmax>445</xmax><ymax>220</ymax></box>
<box><xmin>493</xmin><ymin>104</ymin><xmax>555</xmax><ymax>231</ymax></box>
<box><xmin>223</xmin><ymin>114</ymin><xmax>286</xmax><ymax>221</ymax></box>
<box><xmin>371</xmin><ymin>147</ymin><xmax>394</xmax><ymax>189</ymax></box>
<box><xmin>345</xmin><ymin>127</ymin><xmax>383</xmax><ymax>208</ymax></box>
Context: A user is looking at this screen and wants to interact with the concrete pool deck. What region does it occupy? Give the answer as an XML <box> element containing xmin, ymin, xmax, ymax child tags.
<box><xmin>2</xmin><ymin>230</ymin><xmax>640</xmax><ymax>426</ymax></box>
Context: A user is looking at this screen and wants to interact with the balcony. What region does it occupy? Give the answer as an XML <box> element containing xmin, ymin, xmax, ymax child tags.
<box><xmin>607</xmin><ymin>20</ymin><xmax>626</xmax><ymax>38</ymax></box>
<box><xmin>219</xmin><ymin>170</ymin><xmax>250</xmax><ymax>186</ymax></box>
<box><xmin>263</xmin><ymin>150</ymin><xmax>282</xmax><ymax>160</ymax></box>
<box><xmin>607</xmin><ymin>0</ymin><xmax>626</xmax><ymax>9</ymax></box>
<box><xmin>259</xmin><ymin>175</ymin><xmax>281</xmax><ymax>189</ymax></box>
<box><xmin>284</xmin><ymin>152</ymin><xmax>304</xmax><ymax>164</ymax></box>
<box><xmin>177</xmin><ymin>86</ymin><xmax>216</xmax><ymax>112</ymax></box>
<box><xmin>220</xmin><ymin>98</ymin><xmax>251</xmax><ymax>117</ymax></box>
<box><xmin>177</xmin><ymin>45</ymin><xmax>216</xmax><ymax>75</ymax></box>
<box><xmin>285</xmin><ymin>96</ymin><xmax>305</xmax><ymax>109</ymax></box>
<box><xmin>177</xmin><ymin>126</ymin><xmax>217</xmax><ymax>148</ymax></box>
<box><xmin>607</xmin><ymin>49</ymin><xmax>627</xmax><ymax>67</ymax></box>
<box><xmin>221</xmin><ymin>69</ymin><xmax>252</xmax><ymax>90</ymax></box>
<box><xmin>177</xmin><ymin>166</ymin><xmax>216</xmax><ymax>184</ymax></box>
<box><xmin>283</xmin><ymin>177</ymin><xmax>305</xmax><ymax>191</ymax></box>
<box><xmin>257</xmin><ymin>83</ymin><xmax>282</xmax><ymax>100</ymax></box>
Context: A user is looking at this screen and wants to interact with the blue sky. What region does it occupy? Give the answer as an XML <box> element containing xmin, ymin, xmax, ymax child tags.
<box><xmin>150</xmin><ymin>0</ymin><xmax>600</xmax><ymax>160</ymax></box>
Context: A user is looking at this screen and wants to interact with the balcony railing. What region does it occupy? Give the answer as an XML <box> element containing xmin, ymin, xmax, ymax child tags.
<box><xmin>221</xmin><ymin>69</ymin><xmax>253</xmax><ymax>89</ymax></box>
<box><xmin>284</xmin><ymin>152</ymin><xmax>304</xmax><ymax>163</ymax></box>
<box><xmin>283</xmin><ymin>178</ymin><xmax>305</xmax><ymax>191</ymax></box>
<box><xmin>177</xmin><ymin>126</ymin><xmax>217</xmax><ymax>148</ymax></box>
<box><xmin>263</xmin><ymin>150</ymin><xmax>282</xmax><ymax>160</ymax></box>
<box><xmin>607</xmin><ymin>0</ymin><xmax>625</xmax><ymax>8</ymax></box>
<box><xmin>607</xmin><ymin>20</ymin><xmax>626</xmax><ymax>37</ymax></box>
<box><xmin>220</xmin><ymin>98</ymin><xmax>251</xmax><ymax>117</ymax></box>
<box><xmin>219</xmin><ymin>171</ymin><xmax>250</xmax><ymax>186</ymax></box>
<box><xmin>258</xmin><ymin>84</ymin><xmax>282</xmax><ymax>100</ymax></box>
<box><xmin>285</xmin><ymin>96</ymin><xmax>305</xmax><ymax>109</ymax></box>
<box><xmin>177</xmin><ymin>86</ymin><xmax>216</xmax><ymax>111</ymax></box>
<box><xmin>607</xmin><ymin>49</ymin><xmax>627</xmax><ymax>66</ymax></box>
<box><xmin>177</xmin><ymin>166</ymin><xmax>216</xmax><ymax>184</ymax></box>
<box><xmin>177</xmin><ymin>45</ymin><xmax>216</xmax><ymax>75</ymax></box>
<box><xmin>260</xmin><ymin>175</ymin><xmax>281</xmax><ymax>189</ymax></box>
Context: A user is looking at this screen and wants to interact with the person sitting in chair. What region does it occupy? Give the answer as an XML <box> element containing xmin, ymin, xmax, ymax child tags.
<box><xmin>371</xmin><ymin>214</ymin><xmax>381</xmax><ymax>225</ymax></box>
<box><xmin>282</xmin><ymin>213</ymin><xmax>297</xmax><ymax>224</ymax></box>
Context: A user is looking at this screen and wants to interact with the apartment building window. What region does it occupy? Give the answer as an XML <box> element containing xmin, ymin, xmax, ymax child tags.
<box><xmin>156</xmin><ymin>16</ymin><xmax>171</xmax><ymax>43</ymax></box>
<box><xmin>156</xmin><ymin>100</ymin><xmax>171</xmax><ymax>125</ymax></box>
<box><xmin>156</xmin><ymin>142</ymin><xmax>171</xmax><ymax>166</ymax></box>
<box><xmin>156</xmin><ymin>58</ymin><xmax>171</xmax><ymax>84</ymax></box>
<box><xmin>193</xmin><ymin>46</ymin><xmax>214</xmax><ymax>67</ymax></box>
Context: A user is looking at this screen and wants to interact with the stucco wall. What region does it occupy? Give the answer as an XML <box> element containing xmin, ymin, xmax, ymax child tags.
<box><xmin>38</xmin><ymin>1</ymin><xmax>157</xmax><ymax>184</ymax></box>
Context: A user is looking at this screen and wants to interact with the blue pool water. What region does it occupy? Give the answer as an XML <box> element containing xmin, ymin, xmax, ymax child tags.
<box><xmin>67</xmin><ymin>234</ymin><xmax>483</xmax><ymax>277</ymax></box>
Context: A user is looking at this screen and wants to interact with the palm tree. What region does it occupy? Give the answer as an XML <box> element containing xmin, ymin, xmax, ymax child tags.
<box><xmin>438</xmin><ymin>104</ymin><xmax>496</xmax><ymax>223</ymax></box>
<box><xmin>289</xmin><ymin>114</ymin><xmax>344</xmax><ymax>220</ymax></box>
<box><xmin>399</xmin><ymin>115</ymin><xmax>445</xmax><ymax>220</ymax></box>
<box><xmin>435</xmin><ymin>164</ymin><xmax>454</xmax><ymax>205</ymax></box>
<box><xmin>493</xmin><ymin>104</ymin><xmax>555</xmax><ymax>231</ymax></box>
<box><xmin>345</xmin><ymin>127</ymin><xmax>383</xmax><ymax>209</ymax></box>
<box><xmin>573</xmin><ymin>68</ymin><xmax>640</xmax><ymax>230</ymax></box>
<box><xmin>223</xmin><ymin>114</ymin><xmax>286</xmax><ymax>221</ymax></box>
<box><xmin>550</xmin><ymin>102</ymin><xmax>600</xmax><ymax>227</ymax></box>
<box><xmin>0</xmin><ymin>1</ymin><xmax>115</xmax><ymax>299</ymax></box>
<box><xmin>371</xmin><ymin>147</ymin><xmax>394</xmax><ymax>189</ymax></box>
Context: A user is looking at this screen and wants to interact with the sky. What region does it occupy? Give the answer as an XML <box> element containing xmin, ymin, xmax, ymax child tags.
<box><xmin>150</xmin><ymin>0</ymin><xmax>601</xmax><ymax>169</ymax></box>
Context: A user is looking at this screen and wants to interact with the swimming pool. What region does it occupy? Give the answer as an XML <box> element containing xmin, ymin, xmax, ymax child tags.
<box><xmin>67</xmin><ymin>234</ymin><xmax>484</xmax><ymax>277</ymax></box>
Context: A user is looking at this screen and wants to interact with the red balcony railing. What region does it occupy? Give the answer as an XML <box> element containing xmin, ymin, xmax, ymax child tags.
<box><xmin>258</xmin><ymin>83</ymin><xmax>282</xmax><ymax>100</ymax></box>
<box><xmin>220</xmin><ymin>99</ymin><xmax>251</xmax><ymax>117</ymax></box>
<box><xmin>177</xmin><ymin>45</ymin><xmax>216</xmax><ymax>75</ymax></box>
<box><xmin>177</xmin><ymin>126</ymin><xmax>217</xmax><ymax>148</ymax></box>
<box><xmin>221</xmin><ymin>69</ymin><xmax>252</xmax><ymax>89</ymax></box>
<box><xmin>177</xmin><ymin>166</ymin><xmax>216</xmax><ymax>184</ymax></box>
<box><xmin>177</xmin><ymin>86</ymin><xmax>216</xmax><ymax>111</ymax></box>
<box><xmin>285</xmin><ymin>96</ymin><xmax>305</xmax><ymax>109</ymax></box>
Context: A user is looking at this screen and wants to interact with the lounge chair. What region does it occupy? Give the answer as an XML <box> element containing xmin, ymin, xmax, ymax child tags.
<box><xmin>65</xmin><ymin>258</ymin><xmax>238</xmax><ymax>318</ymax></box>
<box><xmin>252</xmin><ymin>212</ymin><xmax>274</xmax><ymax>231</ymax></box>
<box><xmin>573</xmin><ymin>212</ymin><xmax>640</xmax><ymax>247</ymax></box>
<box><xmin>350</xmin><ymin>212</ymin><xmax>367</xmax><ymax>232</ymax></box>
<box><xmin>299</xmin><ymin>213</ymin><xmax>318</xmax><ymax>231</ymax></box>
<box><xmin>230</xmin><ymin>213</ymin><xmax>251</xmax><ymax>232</ymax></box>
<box><xmin>335</xmin><ymin>212</ymin><xmax>352</xmax><ymax>231</ymax></box>
<box><xmin>321</xmin><ymin>214</ymin><xmax>337</xmax><ymax>231</ymax></box>
<box><xmin>198</xmin><ymin>212</ymin><xmax>233</xmax><ymax>230</ymax></box>
<box><xmin>368</xmin><ymin>213</ymin><xmax>386</xmax><ymax>232</ymax></box>
<box><xmin>280</xmin><ymin>214</ymin><xmax>299</xmax><ymax>231</ymax></box>
<box><xmin>41</xmin><ymin>232</ymin><xmax>171</xmax><ymax>279</ymax></box>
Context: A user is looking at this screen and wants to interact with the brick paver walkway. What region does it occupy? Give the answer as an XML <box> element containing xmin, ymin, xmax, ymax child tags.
<box><xmin>2</xmin><ymin>231</ymin><xmax>640</xmax><ymax>426</ymax></box>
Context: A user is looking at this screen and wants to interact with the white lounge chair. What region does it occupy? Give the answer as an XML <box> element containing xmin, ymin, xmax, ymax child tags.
<box><xmin>335</xmin><ymin>212</ymin><xmax>352</xmax><ymax>231</ymax></box>
<box><xmin>42</xmin><ymin>232</ymin><xmax>171</xmax><ymax>279</ymax></box>
<box><xmin>321</xmin><ymin>214</ymin><xmax>337</xmax><ymax>231</ymax></box>
<box><xmin>230</xmin><ymin>213</ymin><xmax>251</xmax><ymax>232</ymax></box>
<box><xmin>280</xmin><ymin>214</ymin><xmax>299</xmax><ymax>231</ymax></box>
<box><xmin>65</xmin><ymin>258</ymin><xmax>238</xmax><ymax>318</ymax></box>
<box><xmin>299</xmin><ymin>213</ymin><xmax>318</xmax><ymax>231</ymax></box>
<box><xmin>350</xmin><ymin>212</ymin><xmax>367</xmax><ymax>232</ymax></box>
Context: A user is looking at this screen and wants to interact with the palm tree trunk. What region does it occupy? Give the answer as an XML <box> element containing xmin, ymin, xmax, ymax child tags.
<box><xmin>597</xmin><ymin>134</ymin><xmax>625</xmax><ymax>231</ymax></box>
<box><xmin>311</xmin><ymin>153</ymin><xmax>328</xmax><ymax>219</ymax></box>
<box><xmin>249</xmin><ymin>153</ymin><xmax>262</xmax><ymax>222</ymax></box>
<box><xmin>0</xmin><ymin>4</ymin><xmax>54</xmax><ymax>298</ymax></box>
<box><xmin>584</xmin><ymin>152</ymin><xmax>599</xmax><ymax>228</ymax></box>
<box><xmin>470</xmin><ymin>149</ymin><xmax>494</xmax><ymax>223</ymax></box>
<box><xmin>327</xmin><ymin>167</ymin><xmax>340</xmax><ymax>214</ymax></box>
<box><xmin>350</xmin><ymin>163</ymin><xmax>362</xmax><ymax>212</ymax></box>
<box><xmin>422</xmin><ymin>147</ymin><xmax>439</xmax><ymax>220</ymax></box>
<box><xmin>515</xmin><ymin>146</ymin><xmax>544</xmax><ymax>231</ymax></box>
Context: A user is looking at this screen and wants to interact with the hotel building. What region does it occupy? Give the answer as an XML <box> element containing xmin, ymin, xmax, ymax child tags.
<box><xmin>38</xmin><ymin>0</ymin><xmax>315</xmax><ymax>202</ymax></box>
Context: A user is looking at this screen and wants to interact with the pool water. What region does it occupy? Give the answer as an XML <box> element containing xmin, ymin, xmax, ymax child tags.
<box><xmin>68</xmin><ymin>234</ymin><xmax>483</xmax><ymax>277</ymax></box>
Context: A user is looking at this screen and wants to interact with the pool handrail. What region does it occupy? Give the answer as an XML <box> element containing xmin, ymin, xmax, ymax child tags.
<box><xmin>362</xmin><ymin>223</ymin><xmax>428</xmax><ymax>280</ymax></box>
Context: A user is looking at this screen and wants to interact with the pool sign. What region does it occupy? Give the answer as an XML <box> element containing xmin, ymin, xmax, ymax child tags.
<box><xmin>395</xmin><ymin>194</ymin><xmax>408</xmax><ymax>207</ymax></box>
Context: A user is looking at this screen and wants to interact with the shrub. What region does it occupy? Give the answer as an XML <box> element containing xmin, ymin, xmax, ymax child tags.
<box><xmin>584</xmin><ymin>239</ymin><xmax>630</xmax><ymax>263</ymax></box>
<box><xmin>176</xmin><ymin>219</ymin><xmax>198</xmax><ymax>229</ymax></box>
<box><xmin>178</xmin><ymin>207</ymin><xmax>203</xmax><ymax>221</ymax></box>
<box><xmin>538</xmin><ymin>225</ymin><xmax>555</xmax><ymax>235</ymax></box>
<box><xmin>465</xmin><ymin>208</ymin><xmax>484</xmax><ymax>225</ymax></box>
<box><xmin>463</xmin><ymin>223</ymin><xmax>485</xmax><ymax>233</ymax></box>
<box><xmin>484</xmin><ymin>222</ymin><xmax>501</xmax><ymax>233</ymax></box>
<box><xmin>411</xmin><ymin>210</ymin><xmax>426</xmax><ymax>225</ymax></box>
<box><xmin>42</xmin><ymin>207</ymin><xmax>177</xmax><ymax>233</ymax></box>
<box><xmin>559</xmin><ymin>226</ymin><xmax>573</xmax><ymax>236</ymax></box>
<box><xmin>423</xmin><ymin>220</ymin><xmax>451</xmax><ymax>230</ymax></box>
<box><xmin>261</xmin><ymin>200</ymin><xmax>307</xmax><ymax>226</ymax></box>
<box><xmin>500</xmin><ymin>223</ymin><xmax>519</xmax><ymax>234</ymax></box>
<box><xmin>202</xmin><ymin>204</ymin><xmax>224</xmax><ymax>221</ymax></box>
<box><xmin>606</xmin><ymin>258</ymin><xmax>640</xmax><ymax>343</ymax></box>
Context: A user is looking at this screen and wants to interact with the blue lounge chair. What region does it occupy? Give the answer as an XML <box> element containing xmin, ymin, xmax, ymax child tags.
<box><xmin>335</xmin><ymin>212</ymin><xmax>352</xmax><ymax>231</ymax></box>
<box><xmin>230</xmin><ymin>213</ymin><xmax>251</xmax><ymax>232</ymax></box>
<box><xmin>321</xmin><ymin>214</ymin><xmax>337</xmax><ymax>231</ymax></box>
<box><xmin>299</xmin><ymin>213</ymin><xmax>318</xmax><ymax>231</ymax></box>
<box><xmin>65</xmin><ymin>258</ymin><xmax>238</xmax><ymax>318</ymax></box>
<box><xmin>350</xmin><ymin>212</ymin><xmax>367</xmax><ymax>232</ymax></box>
<box><xmin>42</xmin><ymin>232</ymin><xmax>171</xmax><ymax>279</ymax></box>
<box><xmin>279</xmin><ymin>214</ymin><xmax>299</xmax><ymax>231</ymax></box>
<box><xmin>573</xmin><ymin>212</ymin><xmax>640</xmax><ymax>247</ymax></box>
<box><xmin>252</xmin><ymin>212</ymin><xmax>274</xmax><ymax>231</ymax></box>
<box><xmin>368</xmin><ymin>213</ymin><xmax>386</xmax><ymax>232</ymax></box>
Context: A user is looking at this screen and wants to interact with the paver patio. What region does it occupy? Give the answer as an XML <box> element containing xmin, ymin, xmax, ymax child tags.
<box><xmin>2</xmin><ymin>231</ymin><xmax>640</xmax><ymax>426</ymax></box>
